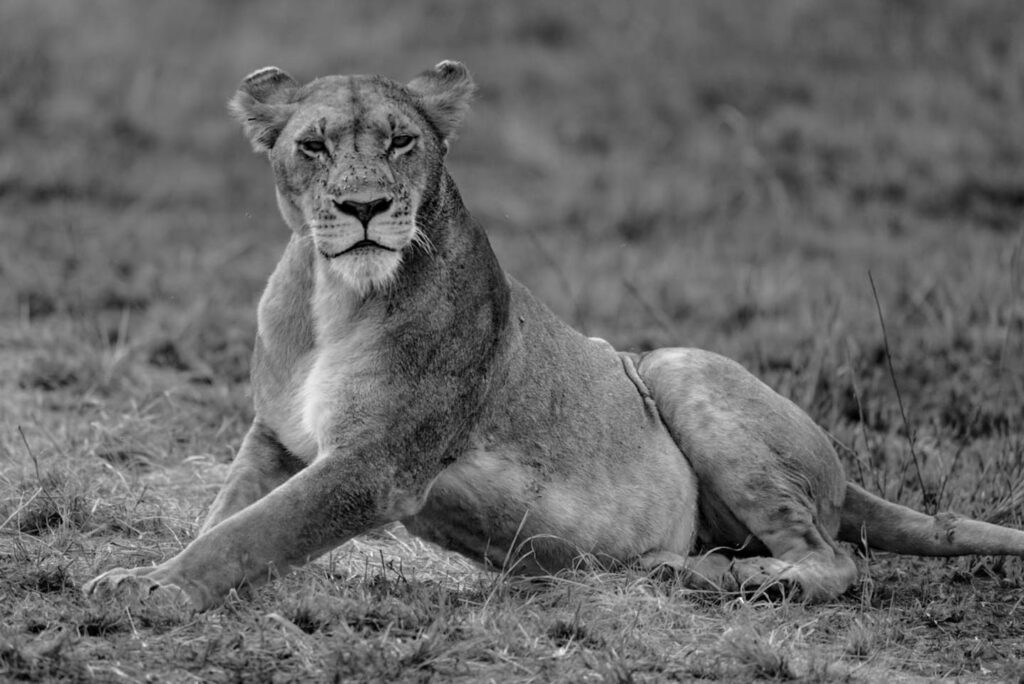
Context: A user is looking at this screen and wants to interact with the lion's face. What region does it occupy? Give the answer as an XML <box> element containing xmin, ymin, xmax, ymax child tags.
<box><xmin>230</xmin><ymin>62</ymin><xmax>475</xmax><ymax>293</ymax></box>
<box><xmin>269</xmin><ymin>79</ymin><xmax>433</xmax><ymax>293</ymax></box>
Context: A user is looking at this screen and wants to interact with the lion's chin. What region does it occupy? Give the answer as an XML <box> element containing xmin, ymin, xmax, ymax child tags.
<box><xmin>318</xmin><ymin>240</ymin><xmax>395</xmax><ymax>260</ymax></box>
<box><xmin>322</xmin><ymin>249</ymin><xmax>403</xmax><ymax>294</ymax></box>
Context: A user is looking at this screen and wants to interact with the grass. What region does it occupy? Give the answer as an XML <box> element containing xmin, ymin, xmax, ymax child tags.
<box><xmin>1</xmin><ymin>0</ymin><xmax>1024</xmax><ymax>680</ymax></box>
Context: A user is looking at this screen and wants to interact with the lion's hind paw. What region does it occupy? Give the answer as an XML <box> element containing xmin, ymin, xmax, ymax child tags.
<box><xmin>730</xmin><ymin>557</ymin><xmax>802</xmax><ymax>602</ymax></box>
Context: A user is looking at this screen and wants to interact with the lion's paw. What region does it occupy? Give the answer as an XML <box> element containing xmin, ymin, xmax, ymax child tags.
<box><xmin>730</xmin><ymin>557</ymin><xmax>800</xmax><ymax>601</ymax></box>
<box><xmin>83</xmin><ymin>567</ymin><xmax>195</xmax><ymax>611</ymax></box>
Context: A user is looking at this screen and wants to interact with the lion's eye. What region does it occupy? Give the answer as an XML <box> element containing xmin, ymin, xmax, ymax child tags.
<box><xmin>389</xmin><ymin>135</ymin><xmax>416</xmax><ymax>152</ymax></box>
<box><xmin>298</xmin><ymin>139</ymin><xmax>328</xmax><ymax>157</ymax></box>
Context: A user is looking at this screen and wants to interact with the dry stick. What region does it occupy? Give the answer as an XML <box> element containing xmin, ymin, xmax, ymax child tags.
<box><xmin>17</xmin><ymin>425</ymin><xmax>43</xmax><ymax>484</ymax></box>
<box><xmin>867</xmin><ymin>271</ymin><xmax>930</xmax><ymax>513</ymax></box>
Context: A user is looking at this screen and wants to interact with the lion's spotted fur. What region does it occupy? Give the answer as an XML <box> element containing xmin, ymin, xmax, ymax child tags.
<box><xmin>85</xmin><ymin>62</ymin><xmax>1024</xmax><ymax>610</ymax></box>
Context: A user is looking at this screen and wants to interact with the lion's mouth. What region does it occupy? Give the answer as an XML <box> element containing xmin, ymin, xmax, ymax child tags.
<box><xmin>319</xmin><ymin>240</ymin><xmax>395</xmax><ymax>259</ymax></box>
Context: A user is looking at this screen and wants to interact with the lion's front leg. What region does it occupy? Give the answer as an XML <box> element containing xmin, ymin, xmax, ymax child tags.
<box><xmin>84</xmin><ymin>454</ymin><xmax>404</xmax><ymax>611</ymax></box>
<box><xmin>199</xmin><ymin>420</ymin><xmax>302</xmax><ymax>535</ymax></box>
<box><xmin>639</xmin><ymin>550</ymin><xmax>739</xmax><ymax>593</ymax></box>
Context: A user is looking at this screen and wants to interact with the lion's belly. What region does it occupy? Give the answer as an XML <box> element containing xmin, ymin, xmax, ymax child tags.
<box><xmin>403</xmin><ymin>432</ymin><xmax>698</xmax><ymax>573</ymax></box>
<box><xmin>401</xmin><ymin>286</ymin><xmax>702</xmax><ymax>573</ymax></box>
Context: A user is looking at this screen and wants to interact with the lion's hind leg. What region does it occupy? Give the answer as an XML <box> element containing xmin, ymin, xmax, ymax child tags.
<box><xmin>641</xmin><ymin>543</ymin><xmax>857</xmax><ymax>602</ymax></box>
<box><xmin>721</xmin><ymin>487</ymin><xmax>858</xmax><ymax>600</ymax></box>
<box><xmin>729</xmin><ymin>526</ymin><xmax>858</xmax><ymax>601</ymax></box>
<box><xmin>637</xmin><ymin>348</ymin><xmax>859</xmax><ymax>601</ymax></box>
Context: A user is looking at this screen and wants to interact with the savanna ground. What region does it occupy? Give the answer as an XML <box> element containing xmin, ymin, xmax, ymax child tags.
<box><xmin>1</xmin><ymin>1</ymin><xmax>1023</xmax><ymax>681</ymax></box>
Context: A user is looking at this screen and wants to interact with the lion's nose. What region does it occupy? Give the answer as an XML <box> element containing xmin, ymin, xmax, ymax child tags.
<box><xmin>333</xmin><ymin>197</ymin><xmax>393</xmax><ymax>227</ymax></box>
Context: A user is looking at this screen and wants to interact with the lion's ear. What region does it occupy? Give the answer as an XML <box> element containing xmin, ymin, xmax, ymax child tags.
<box><xmin>228</xmin><ymin>67</ymin><xmax>300</xmax><ymax>152</ymax></box>
<box><xmin>407</xmin><ymin>60</ymin><xmax>476</xmax><ymax>143</ymax></box>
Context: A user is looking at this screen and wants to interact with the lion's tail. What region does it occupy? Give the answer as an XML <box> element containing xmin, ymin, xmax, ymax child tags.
<box><xmin>838</xmin><ymin>482</ymin><xmax>1024</xmax><ymax>556</ymax></box>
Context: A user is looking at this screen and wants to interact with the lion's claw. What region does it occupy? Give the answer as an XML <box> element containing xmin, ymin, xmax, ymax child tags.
<box><xmin>84</xmin><ymin>568</ymin><xmax>195</xmax><ymax>611</ymax></box>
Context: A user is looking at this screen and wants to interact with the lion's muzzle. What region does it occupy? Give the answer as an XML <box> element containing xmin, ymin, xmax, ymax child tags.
<box><xmin>333</xmin><ymin>196</ymin><xmax>393</xmax><ymax>228</ymax></box>
<box><xmin>318</xmin><ymin>239</ymin><xmax>396</xmax><ymax>260</ymax></box>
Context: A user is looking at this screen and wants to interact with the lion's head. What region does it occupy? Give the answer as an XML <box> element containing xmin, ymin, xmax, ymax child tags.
<box><xmin>230</xmin><ymin>61</ymin><xmax>475</xmax><ymax>294</ymax></box>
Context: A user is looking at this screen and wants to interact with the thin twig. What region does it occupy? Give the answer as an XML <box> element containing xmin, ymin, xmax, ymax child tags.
<box><xmin>17</xmin><ymin>425</ymin><xmax>43</xmax><ymax>484</ymax></box>
<box><xmin>868</xmin><ymin>271</ymin><xmax>930</xmax><ymax>512</ymax></box>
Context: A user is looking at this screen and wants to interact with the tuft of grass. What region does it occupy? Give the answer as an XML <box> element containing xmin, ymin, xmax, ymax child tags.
<box><xmin>717</xmin><ymin>625</ymin><xmax>798</xmax><ymax>680</ymax></box>
<box><xmin>843</xmin><ymin>618</ymin><xmax>880</xmax><ymax>659</ymax></box>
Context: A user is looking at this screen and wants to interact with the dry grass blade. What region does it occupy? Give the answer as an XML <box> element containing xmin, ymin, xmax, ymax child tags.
<box><xmin>868</xmin><ymin>270</ymin><xmax>929</xmax><ymax>512</ymax></box>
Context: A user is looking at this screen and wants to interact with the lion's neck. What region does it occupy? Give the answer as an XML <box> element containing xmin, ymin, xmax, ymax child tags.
<box><xmin>297</xmin><ymin>173</ymin><xmax>512</xmax><ymax>463</ymax></box>
<box><xmin>309</xmin><ymin>267</ymin><xmax>380</xmax><ymax>342</ymax></box>
<box><xmin>310</xmin><ymin>172</ymin><xmax>510</xmax><ymax>356</ymax></box>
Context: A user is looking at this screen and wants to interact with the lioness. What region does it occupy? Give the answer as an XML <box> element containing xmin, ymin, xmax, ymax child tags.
<box><xmin>86</xmin><ymin>62</ymin><xmax>1024</xmax><ymax>610</ymax></box>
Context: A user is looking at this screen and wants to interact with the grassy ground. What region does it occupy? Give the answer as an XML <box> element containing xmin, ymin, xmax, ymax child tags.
<box><xmin>2</xmin><ymin>0</ymin><xmax>1024</xmax><ymax>680</ymax></box>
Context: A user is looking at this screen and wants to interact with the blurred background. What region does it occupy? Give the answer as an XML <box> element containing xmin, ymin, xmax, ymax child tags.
<box><xmin>2</xmin><ymin>1</ymin><xmax>1022</xmax><ymax>493</ymax></box>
